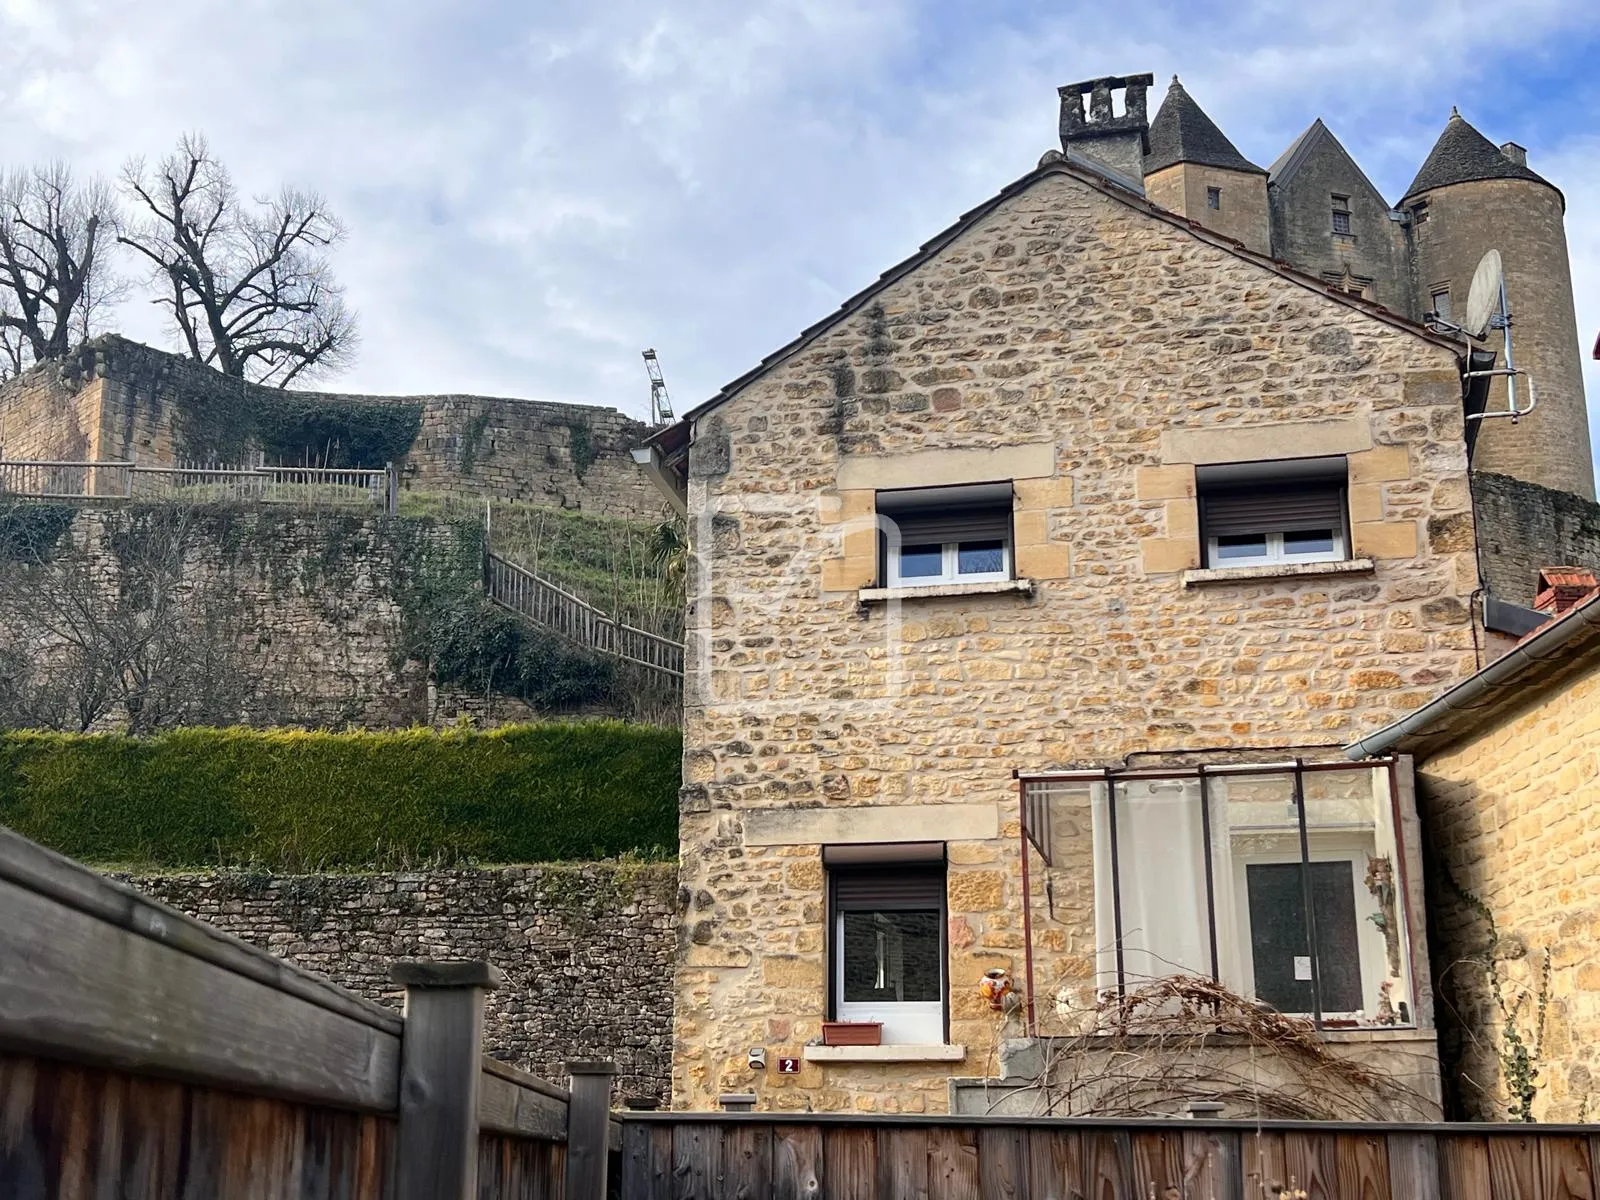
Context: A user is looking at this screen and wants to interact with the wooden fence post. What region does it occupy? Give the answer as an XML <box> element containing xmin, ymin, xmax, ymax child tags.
<box><xmin>564</xmin><ymin>1059</ymin><xmax>616</xmax><ymax>1200</ymax></box>
<box><xmin>392</xmin><ymin>960</ymin><xmax>503</xmax><ymax>1200</ymax></box>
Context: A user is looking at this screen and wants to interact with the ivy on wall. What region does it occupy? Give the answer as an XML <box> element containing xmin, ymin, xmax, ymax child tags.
<box><xmin>0</xmin><ymin>723</ymin><xmax>681</xmax><ymax>869</ymax></box>
<box><xmin>0</xmin><ymin>501</ymin><xmax>77</xmax><ymax>562</ymax></box>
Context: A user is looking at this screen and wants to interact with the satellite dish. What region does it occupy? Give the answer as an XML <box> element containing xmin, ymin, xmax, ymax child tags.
<box><xmin>1464</xmin><ymin>249</ymin><xmax>1505</xmax><ymax>340</ymax></box>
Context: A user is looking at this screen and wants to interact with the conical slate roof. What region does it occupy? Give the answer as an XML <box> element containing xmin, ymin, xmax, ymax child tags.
<box><xmin>1144</xmin><ymin>76</ymin><xmax>1265</xmax><ymax>176</ymax></box>
<box><xmin>1401</xmin><ymin>109</ymin><xmax>1550</xmax><ymax>202</ymax></box>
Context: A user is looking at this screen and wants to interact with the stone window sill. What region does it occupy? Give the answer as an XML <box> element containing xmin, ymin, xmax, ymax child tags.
<box><xmin>802</xmin><ymin>1043</ymin><xmax>966</xmax><ymax>1064</ymax></box>
<box><xmin>1182</xmin><ymin>558</ymin><xmax>1376</xmax><ymax>588</ymax></box>
<box><xmin>858</xmin><ymin>579</ymin><xmax>1033</xmax><ymax>605</ymax></box>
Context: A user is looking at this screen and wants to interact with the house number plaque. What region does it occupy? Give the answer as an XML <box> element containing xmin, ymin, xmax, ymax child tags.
<box><xmin>777</xmin><ymin>1057</ymin><xmax>801</xmax><ymax>1074</ymax></box>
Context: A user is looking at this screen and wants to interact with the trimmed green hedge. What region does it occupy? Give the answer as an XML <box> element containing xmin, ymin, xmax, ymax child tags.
<box><xmin>0</xmin><ymin>724</ymin><xmax>681</xmax><ymax>870</ymax></box>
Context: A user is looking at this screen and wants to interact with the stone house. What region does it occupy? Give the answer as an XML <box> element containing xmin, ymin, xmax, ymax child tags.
<box><xmin>1346</xmin><ymin>574</ymin><xmax>1600</xmax><ymax>1121</ymax></box>
<box><xmin>636</xmin><ymin>73</ymin><xmax>1597</xmax><ymax>1116</ymax></box>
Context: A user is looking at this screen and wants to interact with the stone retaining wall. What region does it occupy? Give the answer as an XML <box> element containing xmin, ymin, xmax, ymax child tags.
<box><xmin>126</xmin><ymin>863</ymin><xmax>681</xmax><ymax>1103</ymax></box>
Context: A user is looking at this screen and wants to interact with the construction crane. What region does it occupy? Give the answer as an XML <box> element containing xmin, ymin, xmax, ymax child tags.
<box><xmin>641</xmin><ymin>349</ymin><xmax>675</xmax><ymax>427</ymax></box>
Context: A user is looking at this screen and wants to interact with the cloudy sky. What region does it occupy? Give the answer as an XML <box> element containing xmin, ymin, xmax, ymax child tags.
<box><xmin>2</xmin><ymin>0</ymin><xmax>1597</xmax><ymax>453</ymax></box>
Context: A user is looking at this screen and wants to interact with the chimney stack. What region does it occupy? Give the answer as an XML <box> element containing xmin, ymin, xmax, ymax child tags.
<box><xmin>1534</xmin><ymin>567</ymin><xmax>1599</xmax><ymax>617</ymax></box>
<box><xmin>1058</xmin><ymin>73</ymin><xmax>1154</xmax><ymax>190</ymax></box>
<box><xmin>1499</xmin><ymin>141</ymin><xmax>1528</xmax><ymax>167</ymax></box>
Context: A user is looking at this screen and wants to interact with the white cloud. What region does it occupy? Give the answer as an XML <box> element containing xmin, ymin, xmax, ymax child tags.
<box><xmin>0</xmin><ymin>0</ymin><xmax>1592</xmax><ymax>448</ymax></box>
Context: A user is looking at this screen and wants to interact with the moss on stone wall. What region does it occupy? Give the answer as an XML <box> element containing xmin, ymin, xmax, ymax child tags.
<box><xmin>0</xmin><ymin>723</ymin><xmax>681</xmax><ymax>870</ymax></box>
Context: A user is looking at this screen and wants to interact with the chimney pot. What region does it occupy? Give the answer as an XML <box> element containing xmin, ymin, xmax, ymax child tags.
<box><xmin>1056</xmin><ymin>71</ymin><xmax>1155</xmax><ymax>191</ymax></box>
<box><xmin>1534</xmin><ymin>567</ymin><xmax>1599</xmax><ymax>617</ymax></box>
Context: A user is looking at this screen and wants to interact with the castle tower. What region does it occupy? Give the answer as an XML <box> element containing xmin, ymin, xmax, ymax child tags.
<box><xmin>1403</xmin><ymin>110</ymin><xmax>1594</xmax><ymax>500</ymax></box>
<box><xmin>1141</xmin><ymin>77</ymin><xmax>1270</xmax><ymax>255</ymax></box>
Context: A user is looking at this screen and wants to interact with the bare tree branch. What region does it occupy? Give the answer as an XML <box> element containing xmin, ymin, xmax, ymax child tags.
<box><xmin>118</xmin><ymin>134</ymin><xmax>359</xmax><ymax>387</ymax></box>
<box><xmin>0</xmin><ymin>163</ymin><xmax>123</xmax><ymax>377</ymax></box>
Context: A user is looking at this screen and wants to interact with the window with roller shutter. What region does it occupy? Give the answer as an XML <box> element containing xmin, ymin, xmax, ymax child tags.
<box><xmin>875</xmin><ymin>481</ymin><xmax>1013</xmax><ymax>587</ymax></box>
<box><xmin>1197</xmin><ymin>456</ymin><xmax>1349</xmax><ymax>569</ymax></box>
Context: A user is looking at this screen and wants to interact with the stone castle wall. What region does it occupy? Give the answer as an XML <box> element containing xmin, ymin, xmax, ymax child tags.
<box><xmin>0</xmin><ymin>504</ymin><xmax>556</xmax><ymax>731</ymax></box>
<box><xmin>1416</xmin><ymin>652</ymin><xmax>1600</xmax><ymax>1121</ymax></box>
<box><xmin>126</xmin><ymin>864</ymin><xmax>680</xmax><ymax>1103</ymax></box>
<box><xmin>0</xmin><ymin>336</ymin><xmax>666</xmax><ymax>522</ymax></box>
<box><xmin>1471</xmin><ymin>471</ymin><xmax>1600</xmax><ymax>608</ymax></box>
<box><xmin>674</xmin><ymin>166</ymin><xmax>1478</xmax><ymax>1113</ymax></box>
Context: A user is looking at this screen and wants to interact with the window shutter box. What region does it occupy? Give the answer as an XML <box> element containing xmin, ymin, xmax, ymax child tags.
<box><xmin>1201</xmin><ymin>486</ymin><xmax>1346</xmax><ymax>537</ymax></box>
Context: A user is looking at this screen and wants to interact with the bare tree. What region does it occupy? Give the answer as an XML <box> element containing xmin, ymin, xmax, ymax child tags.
<box><xmin>0</xmin><ymin>164</ymin><xmax>121</xmax><ymax>377</ymax></box>
<box><xmin>119</xmin><ymin>134</ymin><xmax>358</xmax><ymax>387</ymax></box>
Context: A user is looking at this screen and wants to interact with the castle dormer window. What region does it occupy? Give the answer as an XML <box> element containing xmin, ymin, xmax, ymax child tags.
<box><xmin>1331</xmin><ymin>194</ymin><xmax>1351</xmax><ymax>235</ymax></box>
<box><xmin>1206</xmin><ymin>187</ymin><xmax>1222</xmax><ymax>210</ymax></box>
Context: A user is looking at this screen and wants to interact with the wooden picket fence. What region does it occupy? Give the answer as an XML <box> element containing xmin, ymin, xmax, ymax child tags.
<box><xmin>616</xmin><ymin>1112</ymin><xmax>1600</xmax><ymax>1199</ymax></box>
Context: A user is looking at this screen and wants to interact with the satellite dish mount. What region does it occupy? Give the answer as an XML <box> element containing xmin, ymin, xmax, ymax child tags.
<box><xmin>1437</xmin><ymin>249</ymin><xmax>1538</xmax><ymax>425</ymax></box>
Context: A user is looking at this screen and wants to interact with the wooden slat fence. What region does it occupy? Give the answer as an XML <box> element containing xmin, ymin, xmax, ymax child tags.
<box><xmin>485</xmin><ymin>550</ymin><xmax>684</xmax><ymax>682</ymax></box>
<box><xmin>618</xmin><ymin>1113</ymin><xmax>1600</xmax><ymax>1199</ymax></box>
<box><xmin>0</xmin><ymin>459</ymin><xmax>397</xmax><ymax>512</ymax></box>
<box><xmin>0</xmin><ymin>826</ymin><xmax>613</xmax><ymax>1200</ymax></box>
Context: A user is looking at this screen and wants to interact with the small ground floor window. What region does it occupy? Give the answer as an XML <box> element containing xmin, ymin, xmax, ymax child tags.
<box><xmin>827</xmin><ymin>846</ymin><xmax>947</xmax><ymax>1044</ymax></box>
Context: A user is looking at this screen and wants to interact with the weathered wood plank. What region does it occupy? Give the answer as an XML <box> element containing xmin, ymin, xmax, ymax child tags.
<box><xmin>0</xmin><ymin>876</ymin><xmax>401</xmax><ymax>1112</ymax></box>
<box><xmin>1385</xmin><ymin>1133</ymin><xmax>1441</xmax><ymax>1200</ymax></box>
<box><xmin>1488</xmin><ymin>1133</ymin><xmax>1539</xmax><ymax>1200</ymax></box>
<box><xmin>1183</xmin><ymin>1129</ymin><xmax>1240</xmax><ymax>1200</ymax></box>
<box><xmin>978</xmin><ymin>1126</ymin><xmax>1026</xmax><ymax>1200</ymax></box>
<box><xmin>621</xmin><ymin>1122</ymin><xmax>657</xmax><ymax>1200</ymax></box>
<box><xmin>772</xmin><ymin>1125</ymin><xmax>823</xmax><ymax>1200</ymax></box>
<box><xmin>478</xmin><ymin>1068</ymin><xmax>568</xmax><ymax>1141</ymax></box>
<box><xmin>820</xmin><ymin>1126</ymin><xmax>873</xmax><ymax>1200</ymax></box>
<box><xmin>562</xmin><ymin>1061</ymin><xmax>614</xmax><ymax>1200</ymax></box>
<box><xmin>1335</xmin><ymin>1133</ymin><xmax>1391</xmax><ymax>1200</ymax></box>
<box><xmin>1540</xmin><ymin>1135</ymin><xmax>1595</xmax><ymax>1200</ymax></box>
<box><xmin>1285</xmin><ymin>1131</ymin><xmax>1337</xmax><ymax>1200</ymax></box>
<box><xmin>1131</xmin><ymin>1129</ymin><xmax>1184</xmax><ymax>1198</ymax></box>
<box><xmin>878</xmin><ymin>1126</ymin><xmax>930</xmax><ymax>1199</ymax></box>
<box><xmin>1440</xmin><ymin>1135</ymin><xmax>1492</xmax><ymax>1200</ymax></box>
<box><xmin>394</xmin><ymin>969</ymin><xmax>493</xmax><ymax>1200</ymax></box>
<box><xmin>1082</xmin><ymin>1130</ymin><xmax>1133</xmax><ymax>1200</ymax></box>
<box><xmin>670</xmin><ymin>1123</ymin><xmax>718</xmax><ymax>1200</ymax></box>
<box><xmin>1244</xmin><ymin>1130</ymin><xmax>1287</xmax><ymax>1200</ymax></box>
<box><xmin>1025</xmin><ymin>1127</ymin><xmax>1083</xmax><ymax>1200</ymax></box>
<box><xmin>721</xmin><ymin>1123</ymin><xmax>771</xmax><ymax>1200</ymax></box>
<box><xmin>927</xmin><ymin>1126</ymin><xmax>981</xmax><ymax>1199</ymax></box>
<box><xmin>0</xmin><ymin>830</ymin><xmax>400</xmax><ymax>1036</ymax></box>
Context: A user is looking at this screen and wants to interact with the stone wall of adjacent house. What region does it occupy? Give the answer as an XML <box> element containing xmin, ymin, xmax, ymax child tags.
<box><xmin>1416</xmin><ymin>652</ymin><xmax>1600</xmax><ymax>1121</ymax></box>
<box><xmin>0</xmin><ymin>503</ymin><xmax>556</xmax><ymax>730</ymax></box>
<box><xmin>1472</xmin><ymin>471</ymin><xmax>1600</xmax><ymax>608</ymax></box>
<box><xmin>673</xmin><ymin>165</ymin><xmax>1479</xmax><ymax>1113</ymax></box>
<box><xmin>0</xmin><ymin>335</ymin><xmax>665</xmax><ymax>522</ymax></box>
<box><xmin>126</xmin><ymin>863</ymin><xmax>680</xmax><ymax>1103</ymax></box>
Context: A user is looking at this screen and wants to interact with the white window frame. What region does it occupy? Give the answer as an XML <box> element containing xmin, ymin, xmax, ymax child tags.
<box><xmin>833</xmin><ymin>909</ymin><xmax>946</xmax><ymax>1044</ymax></box>
<box><xmin>1206</xmin><ymin>528</ymin><xmax>1346</xmax><ymax>570</ymax></box>
<box><xmin>888</xmin><ymin>537</ymin><xmax>1011</xmax><ymax>587</ymax></box>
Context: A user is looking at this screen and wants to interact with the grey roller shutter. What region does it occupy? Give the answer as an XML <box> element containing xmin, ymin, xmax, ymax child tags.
<box><xmin>1201</xmin><ymin>485</ymin><xmax>1346</xmax><ymax>538</ymax></box>
<box><xmin>832</xmin><ymin>867</ymin><xmax>945</xmax><ymax>910</ymax></box>
<box><xmin>885</xmin><ymin>506</ymin><xmax>1010</xmax><ymax>545</ymax></box>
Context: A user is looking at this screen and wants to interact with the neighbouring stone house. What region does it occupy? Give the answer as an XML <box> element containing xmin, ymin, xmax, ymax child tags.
<box><xmin>636</xmin><ymin>73</ymin><xmax>1599</xmax><ymax>1117</ymax></box>
<box><xmin>1345</xmin><ymin>574</ymin><xmax>1600</xmax><ymax>1121</ymax></box>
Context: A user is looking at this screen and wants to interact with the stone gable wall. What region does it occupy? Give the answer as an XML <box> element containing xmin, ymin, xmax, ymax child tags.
<box><xmin>673</xmin><ymin>168</ymin><xmax>1477</xmax><ymax>1112</ymax></box>
<box><xmin>1416</xmin><ymin>652</ymin><xmax>1600</xmax><ymax>1121</ymax></box>
<box><xmin>126</xmin><ymin>864</ymin><xmax>680</xmax><ymax>1103</ymax></box>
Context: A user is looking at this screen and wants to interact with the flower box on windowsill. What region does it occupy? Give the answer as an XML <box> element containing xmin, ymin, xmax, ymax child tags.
<box><xmin>1181</xmin><ymin>558</ymin><xmax>1376</xmax><ymax>588</ymax></box>
<box><xmin>857</xmin><ymin>578</ymin><xmax>1035</xmax><ymax>605</ymax></box>
<box><xmin>821</xmin><ymin>1021</ymin><xmax>882</xmax><ymax>1047</ymax></box>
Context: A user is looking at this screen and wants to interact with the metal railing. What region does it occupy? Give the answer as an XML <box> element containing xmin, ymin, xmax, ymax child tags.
<box><xmin>0</xmin><ymin>459</ymin><xmax>398</xmax><ymax>513</ymax></box>
<box><xmin>485</xmin><ymin>551</ymin><xmax>684</xmax><ymax>683</ymax></box>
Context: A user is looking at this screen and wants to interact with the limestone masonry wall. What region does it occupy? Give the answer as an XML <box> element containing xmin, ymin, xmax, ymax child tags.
<box><xmin>1417</xmin><ymin>654</ymin><xmax>1600</xmax><ymax>1121</ymax></box>
<box><xmin>126</xmin><ymin>864</ymin><xmax>679</xmax><ymax>1103</ymax></box>
<box><xmin>674</xmin><ymin>166</ymin><xmax>1476</xmax><ymax>1113</ymax></box>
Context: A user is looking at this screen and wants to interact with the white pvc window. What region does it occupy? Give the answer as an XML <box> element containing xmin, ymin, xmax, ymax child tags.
<box><xmin>1207</xmin><ymin>528</ymin><xmax>1345</xmax><ymax>569</ymax></box>
<box><xmin>889</xmin><ymin>538</ymin><xmax>1010</xmax><ymax>586</ymax></box>
<box><xmin>877</xmin><ymin>481</ymin><xmax>1013</xmax><ymax>588</ymax></box>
